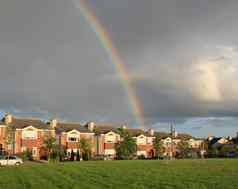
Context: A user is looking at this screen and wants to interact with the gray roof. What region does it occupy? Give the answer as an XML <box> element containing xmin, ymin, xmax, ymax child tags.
<box><xmin>93</xmin><ymin>125</ymin><xmax>118</xmax><ymax>134</ymax></box>
<box><xmin>6</xmin><ymin>118</ymin><xmax>50</xmax><ymax>129</ymax></box>
<box><xmin>55</xmin><ymin>123</ymin><xmax>93</xmax><ymax>133</ymax></box>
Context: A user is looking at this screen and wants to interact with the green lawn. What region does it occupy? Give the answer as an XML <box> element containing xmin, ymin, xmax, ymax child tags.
<box><xmin>0</xmin><ymin>159</ymin><xmax>238</xmax><ymax>189</ymax></box>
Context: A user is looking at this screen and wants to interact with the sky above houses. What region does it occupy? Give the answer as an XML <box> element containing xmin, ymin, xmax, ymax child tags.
<box><xmin>0</xmin><ymin>0</ymin><xmax>238</xmax><ymax>137</ymax></box>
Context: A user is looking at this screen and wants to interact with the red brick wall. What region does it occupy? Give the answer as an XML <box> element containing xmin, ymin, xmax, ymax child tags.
<box><xmin>0</xmin><ymin>126</ymin><xmax>6</xmax><ymax>150</ymax></box>
<box><xmin>14</xmin><ymin>129</ymin><xmax>55</xmax><ymax>160</ymax></box>
<box><xmin>60</xmin><ymin>133</ymin><xmax>96</xmax><ymax>156</ymax></box>
<box><xmin>104</xmin><ymin>143</ymin><xmax>115</xmax><ymax>149</ymax></box>
<box><xmin>15</xmin><ymin>130</ymin><xmax>21</xmax><ymax>154</ymax></box>
<box><xmin>137</xmin><ymin>144</ymin><xmax>155</xmax><ymax>158</ymax></box>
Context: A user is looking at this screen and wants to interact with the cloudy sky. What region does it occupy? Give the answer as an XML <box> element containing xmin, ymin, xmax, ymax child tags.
<box><xmin>1</xmin><ymin>0</ymin><xmax>238</xmax><ymax>137</ymax></box>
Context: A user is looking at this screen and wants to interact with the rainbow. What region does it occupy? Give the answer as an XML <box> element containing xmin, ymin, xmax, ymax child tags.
<box><xmin>72</xmin><ymin>0</ymin><xmax>145</xmax><ymax>128</ymax></box>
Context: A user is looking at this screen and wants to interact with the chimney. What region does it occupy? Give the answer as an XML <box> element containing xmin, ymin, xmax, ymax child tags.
<box><xmin>4</xmin><ymin>113</ymin><xmax>13</xmax><ymax>124</ymax></box>
<box><xmin>174</xmin><ymin>131</ymin><xmax>178</xmax><ymax>138</ymax></box>
<box><xmin>148</xmin><ymin>129</ymin><xmax>155</xmax><ymax>136</ymax></box>
<box><xmin>122</xmin><ymin>125</ymin><xmax>127</xmax><ymax>130</ymax></box>
<box><xmin>88</xmin><ymin>122</ymin><xmax>95</xmax><ymax>131</ymax></box>
<box><xmin>50</xmin><ymin>119</ymin><xmax>57</xmax><ymax>129</ymax></box>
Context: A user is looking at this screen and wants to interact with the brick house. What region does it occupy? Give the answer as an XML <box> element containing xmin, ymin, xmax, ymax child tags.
<box><xmin>0</xmin><ymin>114</ymin><xmax>158</xmax><ymax>160</ymax></box>
<box><xmin>0</xmin><ymin>113</ymin><xmax>55</xmax><ymax>159</ymax></box>
<box><xmin>161</xmin><ymin>137</ymin><xmax>181</xmax><ymax>158</ymax></box>
<box><xmin>187</xmin><ymin>138</ymin><xmax>203</xmax><ymax>149</ymax></box>
<box><xmin>52</xmin><ymin>120</ymin><xmax>95</xmax><ymax>157</ymax></box>
<box><xmin>86</xmin><ymin>122</ymin><xmax>121</xmax><ymax>159</ymax></box>
<box><xmin>126</xmin><ymin>128</ymin><xmax>156</xmax><ymax>158</ymax></box>
<box><xmin>0</xmin><ymin>120</ymin><xmax>6</xmax><ymax>154</ymax></box>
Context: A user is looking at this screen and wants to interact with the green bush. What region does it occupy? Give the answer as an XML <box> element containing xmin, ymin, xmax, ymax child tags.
<box><xmin>18</xmin><ymin>149</ymin><xmax>33</xmax><ymax>161</ymax></box>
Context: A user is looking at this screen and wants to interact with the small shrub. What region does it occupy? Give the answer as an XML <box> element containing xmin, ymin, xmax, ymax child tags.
<box><xmin>138</xmin><ymin>155</ymin><xmax>146</xmax><ymax>159</ymax></box>
<box><xmin>18</xmin><ymin>149</ymin><xmax>33</xmax><ymax>161</ymax></box>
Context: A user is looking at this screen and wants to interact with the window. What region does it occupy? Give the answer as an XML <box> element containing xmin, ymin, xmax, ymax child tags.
<box><xmin>137</xmin><ymin>135</ymin><xmax>146</xmax><ymax>145</ymax></box>
<box><xmin>32</xmin><ymin>147</ymin><xmax>38</xmax><ymax>157</ymax></box>
<box><xmin>22</xmin><ymin>128</ymin><xmax>37</xmax><ymax>140</ymax></box>
<box><xmin>106</xmin><ymin>140</ymin><xmax>113</xmax><ymax>143</ymax></box>
<box><xmin>21</xmin><ymin>146</ymin><xmax>27</xmax><ymax>152</ymax></box>
<box><xmin>67</xmin><ymin>130</ymin><xmax>80</xmax><ymax>142</ymax></box>
<box><xmin>147</xmin><ymin>137</ymin><xmax>153</xmax><ymax>144</ymax></box>
<box><xmin>105</xmin><ymin>132</ymin><xmax>117</xmax><ymax>143</ymax></box>
<box><xmin>68</xmin><ymin>137</ymin><xmax>78</xmax><ymax>142</ymax></box>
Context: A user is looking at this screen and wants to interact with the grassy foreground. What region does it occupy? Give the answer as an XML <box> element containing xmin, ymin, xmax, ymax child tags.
<box><xmin>0</xmin><ymin>159</ymin><xmax>238</xmax><ymax>189</ymax></box>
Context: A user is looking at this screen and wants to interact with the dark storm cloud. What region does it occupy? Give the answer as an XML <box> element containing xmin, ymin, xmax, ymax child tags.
<box><xmin>1</xmin><ymin>0</ymin><xmax>238</xmax><ymax>136</ymax></box>
<box><xmin>89</xmin><ymin>0</ymin><xmax>238</xmax><ymax>58</ymax></box>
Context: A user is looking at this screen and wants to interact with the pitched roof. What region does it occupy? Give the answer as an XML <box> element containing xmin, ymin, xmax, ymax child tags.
<box><xmin>126</xmin><ymin>128</ymin><xmax>145</xmax><ymax>137</ymax></box>
<box><xmin>208</xmin><ymin>137</ymin><xmax>221</xmax><ymax>146</ymax></box>
<box><xmin>7</xmin><ymin>118</ymin><xmax>50</xmax><ymax>129</ymax></box>
<box><xmin>56</xmin><ymin>123</ymin><xmax>93</xmax><ymax>133</ymax></box>
<box><xmin>93</xmin><ymin>125</ymin><xmax>118</xmax><ymax>134</ymax></box>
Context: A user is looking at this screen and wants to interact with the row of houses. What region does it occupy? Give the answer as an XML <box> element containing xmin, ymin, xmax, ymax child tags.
<box><xmin>0</xmin><ymin>113</ymin><xmax>204</xmax><ymax>160</ymax></box>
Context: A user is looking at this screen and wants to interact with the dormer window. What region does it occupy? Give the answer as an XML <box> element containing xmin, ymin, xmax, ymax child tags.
<box><xmin>68</xmin><ymin>137</ymin><xmax>78</xmax><ymax>142</ymax></box>
<box><xmin>67</xmin><ymin>130</ymin><xmax>80</xmax><ymax>142</ymax></box>
<box><xmin>105</xmin><ymin>132</ymin><xmax>119</xmax><ymax>143</ymax></box>
<box><xmin>137</xmin><ymin>135</ymin><xmax>146</xmax><ymax>145</ymax></box>
<box><xmin>22</xmin><ymin>126</ymin><xmax>37</xmax><ymax>140</ymax></box>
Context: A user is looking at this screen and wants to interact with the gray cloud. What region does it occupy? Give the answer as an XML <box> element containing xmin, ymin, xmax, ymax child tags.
<box><xmin>0</xmin><ymin>0</ymin><xmax>238</xmax><ymax>136</ymax></box>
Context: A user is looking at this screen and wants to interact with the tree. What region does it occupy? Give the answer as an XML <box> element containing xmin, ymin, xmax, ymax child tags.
<box><xmin>177</xmin><ymin>140</ymin><xmax>191</xmax><ymax>158</ymax></box>
<box><xmin>154</xmin><ymin>134</ymin><xmax>164</xmax><ymax>159</ymax></box>
<box><xmin>18</xmin><ymin>149</ymin><xmax>33</xmax><ymax>161</ymax></box>
<box><xmin>219</xmin><ymin>144</ymin><xmax>236</xmax><ymax>157</ymax></box>
<box><xmin>76</xmin><ymin>149</ymin><xmax>80</xmax><ymax>161</ymax></box>
<box><xmin>43</xmin><ymin>136</ymin><xmax>56</xmax><ymax>162</ymax></box>
<box><xmin>200</xmin><ymin>140</ymin><xmax>208</xmax><ymax>158</ymax></box>
<box><xmin>70</xmin><ymin>149</ymin><xmax>75</xmax><ymax>161</ymax></box>
<box><xmin>207</xmin><ymin>146</ymin><xmax>219</xmax><ymax>158</ymax></box>
<box><xmin>79</xmin><ymin>138</ymin><xmax>92</xmax><ymax>160</ymax></box>
<box><xmin>115</xmin><ymin>136</ymin><xmax>137</xmax><ymax>160</ymax></box>
<box><xmin>4</xmin><ymin>126</ymin><xmax>15</xmax><ymax>157</ymax></box>
<box><xmin>116</xmin><ymin>127</ymin><xmax>128</xmax><ymax>138</ymax></box>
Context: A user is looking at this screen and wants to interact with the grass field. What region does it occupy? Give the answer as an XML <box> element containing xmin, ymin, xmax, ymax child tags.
<box><xmin>0</xmin><ymin>159</ymin><xmax>238</xmax><ymax>189</ymax></box>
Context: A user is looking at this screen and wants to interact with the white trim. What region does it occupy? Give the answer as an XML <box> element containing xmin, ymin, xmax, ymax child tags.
<box><xmin>22</xmin><ymin>125</ymin><xmax>37</xmax><ymax>130</ymax></box>
<box><xmin>22</xmin><ymin>126</ymin><xmax>38</xmax><ymax>140</ymax></box>
<box><xmin>80</xmin><ymin>133</ymin><xmax>95</xmax><ymax>135</ymax></box>
<box><xmin>16</xmin><ymin>128</ymin><xmax>55</xmax><ymax>131</ymax></box>
<box><xmin>67</xmin><ymin>129</ymin><xmax>81</xmax><ymax>134</ymax></box>
<box><xmin>67</xmin><ymin>130</ymin><xmax>80</xmax><ymax>142</ymax></box>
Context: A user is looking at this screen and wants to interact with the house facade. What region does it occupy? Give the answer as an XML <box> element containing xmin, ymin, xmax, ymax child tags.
<box><xmin>161</xmin><ymin>137</ymin><xmax>181</xmax><ymax>157</ymax></box>
<box><xmin>127</xmin><ymin>128</ymin><xmax>155</xmax><ymax>158</ymax></box>
<box><xmin>0</xmin><ymin>113</ymin><xmax>55</xmax><ymax>160</ymax></box>
<box><xmin>0</xmin><ymin>113</ymin><xmax>188</xmax><ymax>160</ymax></box>
<box><xmin>188</xmin><ymin>138</ymin><xmax>203</xmax><ymax>149</ymax></box>
<box><xmin>54</xmin><ymin>121</ymin><xmax>95</xmax><ymax>157</ymax></box>
<box><xmin>87</xmin><ymin>122</ymin><xmax>121</xmax><ymax>159</ymax></box>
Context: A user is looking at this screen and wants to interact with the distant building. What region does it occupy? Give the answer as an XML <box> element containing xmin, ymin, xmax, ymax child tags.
<box><xmin>54</xmin><ymin>121</ymin><xmax>95</xmax><ymax>157</ymax></box>
<box><xmin>0</xmin><ymin>113</ymin><xmax>54</xmax><ymax>160</ymax></box>
<box><xmin>188</xmin><ymin>138</ymin><xmax>203</xmax><ymax>149</ymax></box>
<box><xmin>0</xmin><ymin>113</ymin><xmax>213</xmax><ymax>160</ymax></box>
